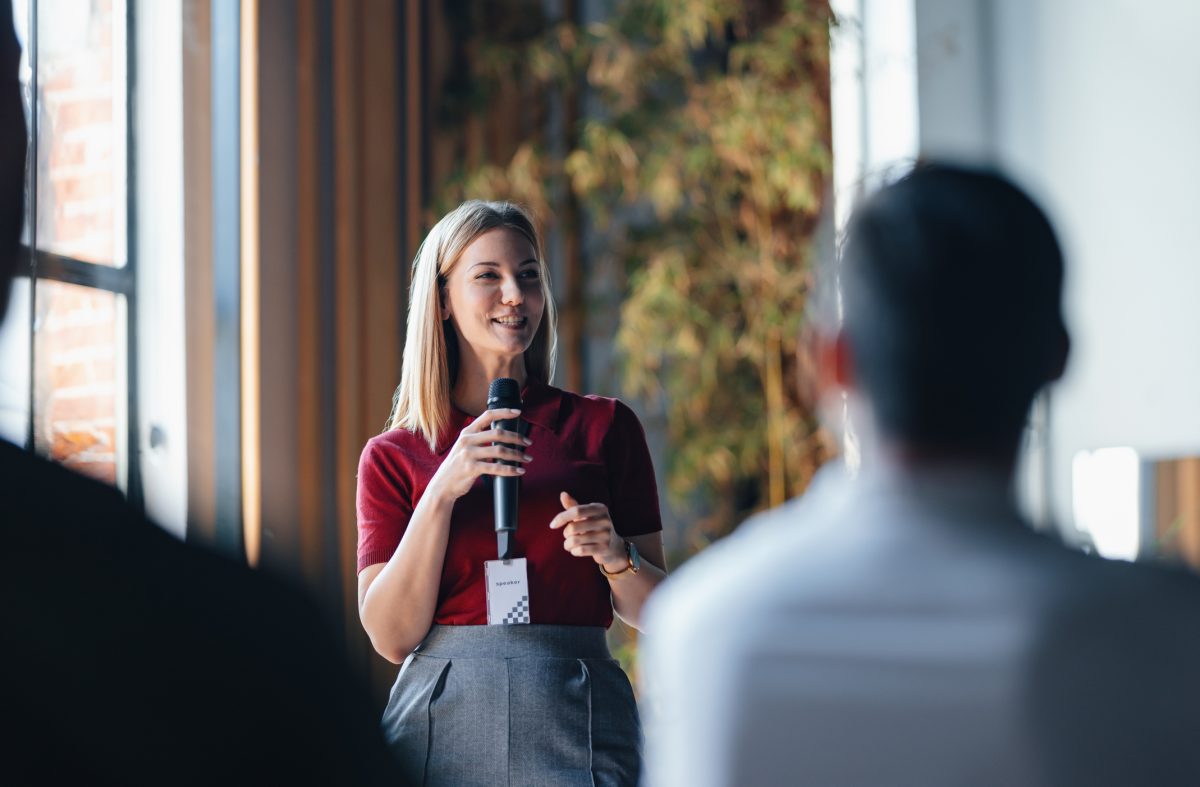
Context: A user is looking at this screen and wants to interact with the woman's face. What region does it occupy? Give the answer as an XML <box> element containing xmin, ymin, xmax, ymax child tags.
<box><xmin>442</xmin><ymin>227</ymin><xmax>545</xmax><ymax>361</ymax></box>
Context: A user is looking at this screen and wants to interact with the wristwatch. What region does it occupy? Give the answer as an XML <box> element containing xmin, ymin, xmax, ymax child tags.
<box><xmin>599</xmin><ymin>539</ymin><xmax>641</xmax><ymax>580</ymax></box>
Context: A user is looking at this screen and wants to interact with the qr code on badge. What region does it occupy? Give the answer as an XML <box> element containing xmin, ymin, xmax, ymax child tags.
<box><xmin>503</xmin><ymin>595</ymin><xmax>530</xmax><ymax>625</ymax></box>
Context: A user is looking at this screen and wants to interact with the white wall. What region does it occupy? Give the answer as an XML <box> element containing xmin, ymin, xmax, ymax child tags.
<box><xmin>828</xmin><ymin>0</ymin><xmax>920</xmax><ymax>471</ymax></box>
<box><xmin>135</xmin><ymin>0</ymin><xmax>188</xmax><ymax>538</ymax></box>
<box><xmin>832</xmin><ymin>0</ymin><xmax>919</xmax><ymax>218</ymax></box>
<box><xmin>914</xmin><ymin>0</ymin><xmax>1200</xmax><ymax>541</ymax></box>
<box><xmin>0</xmin><ymin>279</ymin><xmax>31</xmax><ymax>444</ymax></box>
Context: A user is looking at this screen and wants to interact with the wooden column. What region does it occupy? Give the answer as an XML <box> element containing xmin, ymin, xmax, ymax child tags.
<box><xmin>235</xmin><ymin>1</ymin><xmax>407</xmax><ymax>701</ymax></box>
<box><xmin>330</xmin><ymin>0</ymin><xmax>404</xmax><ymax>684</ymax></box>
<box><xmin>182</xmin><ymin>0</ymin><xmax>216</xmax><ymax>544</ymax></box>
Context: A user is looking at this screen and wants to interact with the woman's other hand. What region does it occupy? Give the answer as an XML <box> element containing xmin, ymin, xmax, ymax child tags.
<box><xmin>427</xmin><ymin>408</ymin><xmax>532</xmax><ymax>502</ymax></box>
<box><xmin>550</xmin><ymin>491</ymin><xmax>627</xmax><ymax>573</ymax></box>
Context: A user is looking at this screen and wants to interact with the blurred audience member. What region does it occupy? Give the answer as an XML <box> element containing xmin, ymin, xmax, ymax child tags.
<box><xmin>0</xmin><ymin>3</ymin><xmax>400</xmax><ymax>783</ymax></box>
<box><xmin>642</xmin><ymin>164</ymin><xmax>1200</xmax><ymax>786</ymax></box>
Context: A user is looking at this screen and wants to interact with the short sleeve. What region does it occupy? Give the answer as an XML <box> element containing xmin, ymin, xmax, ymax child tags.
<box><xmin>355</xmin><ymin>437</ymin><xmax>414</xmax><ymax>572</ymax></box>
<box><xmin>603</xmin><ymin>400</ymin><xmax>663</xmax><ymax>538</ymax></box>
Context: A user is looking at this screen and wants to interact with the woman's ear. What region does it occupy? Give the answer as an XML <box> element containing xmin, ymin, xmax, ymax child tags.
<box><xmin>439</xmin><ymin>283</ymin><xmax>451</xmax><ymax>321</ymax></box>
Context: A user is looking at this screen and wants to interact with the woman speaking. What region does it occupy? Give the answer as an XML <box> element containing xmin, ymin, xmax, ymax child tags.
<box><xmin>356</xmin><ymin>200</ymin><xmax>667</xmax><ymax>786</ymax></box>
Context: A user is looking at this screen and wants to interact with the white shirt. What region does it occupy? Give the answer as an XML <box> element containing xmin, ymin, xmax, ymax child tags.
<box><xmin>641</xmin><ymin>461</ymin><xmax>1200</xmax><ymax>786</ymax></box>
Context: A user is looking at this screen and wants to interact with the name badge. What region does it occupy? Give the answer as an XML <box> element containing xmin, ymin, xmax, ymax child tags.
<box><xmin>485</xmin><ymin>558</ymin><xmax>531</xmax><ymax>625</ymax></box>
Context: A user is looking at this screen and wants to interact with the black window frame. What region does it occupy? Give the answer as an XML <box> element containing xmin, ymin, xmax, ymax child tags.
<box><xmin>16</xmin><ymin>0</ymin><xmax>142</xmax><ymax>510</ymax></box>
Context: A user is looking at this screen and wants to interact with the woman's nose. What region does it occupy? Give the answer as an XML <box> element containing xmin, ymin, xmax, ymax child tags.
<box><xmin>501</xmin><ymin>276</ymin><xmax>523</xmax><ymax>305</ymax></box>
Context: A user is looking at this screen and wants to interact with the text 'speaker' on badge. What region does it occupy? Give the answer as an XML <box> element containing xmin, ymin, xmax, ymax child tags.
<box><xmin>485</xmin><ymin>558</ymin><xmax>530</xmax><ymax>625</ymax></box>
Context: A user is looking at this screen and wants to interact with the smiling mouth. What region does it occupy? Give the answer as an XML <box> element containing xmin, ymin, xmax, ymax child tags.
<box><xmin>492</xmin><ymin>316</ymin><xmax>528</xmax><ymax>328</ymax></box>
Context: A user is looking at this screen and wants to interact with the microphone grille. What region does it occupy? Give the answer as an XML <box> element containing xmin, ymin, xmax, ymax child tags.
<box><xmin>487</xmin><ymin>377</ymin><xmax>521</xmax><ymax>410</ymax></box>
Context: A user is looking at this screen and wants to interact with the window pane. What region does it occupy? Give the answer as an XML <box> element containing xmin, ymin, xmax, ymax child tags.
<box><xmin>0</xmin><ymin>277</ymin><xmax>32</xmax><ymax>445</ymax></box>
<box><xmin>33</xmin><ymin>279</ymin><xmax>127</xmax><ymax>489</ymax></box>
<box><xmin>14</xmin><ymin>2</ymin><xmax>31</xmax><ymax>251</ymax></box>
<box><xmin>33</xmin><ymin>0</ymin><xmax>127</xmax><ymax>267</ymax></box>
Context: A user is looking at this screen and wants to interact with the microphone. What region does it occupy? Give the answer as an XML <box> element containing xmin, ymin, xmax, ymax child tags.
<box><xmin>488</xmin><ymin>378</ymin><xmax>526</xmax><ymax>560</ymax></box>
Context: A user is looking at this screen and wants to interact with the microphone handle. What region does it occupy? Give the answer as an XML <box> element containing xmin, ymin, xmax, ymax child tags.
<box><xmin>492</xmin><ymin>417</ymin><xmax>528</xmax><ymax>560</ymax></box>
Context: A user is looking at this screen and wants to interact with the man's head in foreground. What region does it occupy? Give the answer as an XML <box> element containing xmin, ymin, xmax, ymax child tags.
<box><xmin>824</xmin><ymin>163</ymin><xmax>1070</xmax><ymax>471</ymax></box>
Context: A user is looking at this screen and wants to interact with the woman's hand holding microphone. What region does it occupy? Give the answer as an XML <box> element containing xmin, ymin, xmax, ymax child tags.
<box><xmin>427</xmin><ymin>408</ymin><xmax>532</xmax><ymax>502</ymax></box>
<box><xmin>426</xmin><ymin>413</ymin><xmax>624</xmax><ymax>574</ymax></box>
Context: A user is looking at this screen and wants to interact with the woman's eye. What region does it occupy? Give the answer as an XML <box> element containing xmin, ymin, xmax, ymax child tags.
<box><xmin>475</xmin><ymin>272</ymin><xmax>499</xmax><ymax>280</ymax></box>
<box><xmin>520</xmin><ymin>270</ymin><xmax>540</xmax><ymax>280</ymax></box>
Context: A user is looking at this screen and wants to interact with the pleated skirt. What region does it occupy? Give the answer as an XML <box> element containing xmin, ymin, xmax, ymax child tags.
<box><xmin>382</xmin><ymin>624</ymin><xmax>642</xmax><ymax>787</ymax></box>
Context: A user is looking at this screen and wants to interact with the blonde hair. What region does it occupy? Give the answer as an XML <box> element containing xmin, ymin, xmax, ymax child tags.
<box><xmin>388</xmin><ymin>200</ymin><xmax>558</xmax><ymax>448</ymax></box>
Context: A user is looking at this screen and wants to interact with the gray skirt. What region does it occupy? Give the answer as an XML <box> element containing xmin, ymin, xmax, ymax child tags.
<box><xmin>382</xmin><ymin>624</ymin><xmax>642</xmax><ymax>787</ymax></box>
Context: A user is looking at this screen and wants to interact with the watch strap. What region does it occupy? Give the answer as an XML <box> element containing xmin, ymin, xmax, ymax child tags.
<box><xmin>599</xmin><ymin>540</ymin><xmax>637</xmax><ymax>579</ymax></box>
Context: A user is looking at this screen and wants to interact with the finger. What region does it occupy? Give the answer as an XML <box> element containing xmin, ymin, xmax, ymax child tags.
<box><xmin>494</xmin><ymin>429</ymin><xmax>534</xmax><ymax>446</ymax></box>
<box><xmin>549</xmin><ymin>501</ymin><xmax>610</xmax><ymax>529</ymax></box>
<box><xmin>551</xmin><ymin>493</ymin><xmax>582</xmax><ymax>530</ymax></box>
<box><xmin>464</xmin><ymin>408</ymin><xmax>521</xmax><ymax>433</ymax></box>
<box><xmin>562</xmin><ymin>520</ymin><xmax>612</xmax><ymax>540</ymax></box>
<box><xmin>463</xmin><ymin>428</ymin><xmax>530</xmax><ymax>449</ymax></box>
<box><xmin>549</xmin><ymin>506</ymin><xmax>587</xmax><ymax>530</ymax></box>
<box><xmin>568</xmin><ymin>543</ymin><xmax>610</xmax><ymax>558</ymax></box>
<box><xmin>557</xmin><ymin>503</ymin><xmax>609</xmax><ymax>523</ymax></box>
<box><xmin>470</xmin><ymin>444</ymin><xmax>532</xmax><ymax>463</ymax></box>
<box><xmin>563</xmin><ymin>533</ymin><xmax>610</xmax><ymax>551</ymax></box>
<box><xmin>473</xmin><ymin>460</ymin><xmax>526</xmax><ymax>476</ymax></box>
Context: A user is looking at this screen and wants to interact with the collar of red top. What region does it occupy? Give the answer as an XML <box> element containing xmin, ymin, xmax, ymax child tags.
<box><xmin>439</xmin><ymin>380</ymin><xmax>562</xmax><ymax>454</ymax></box>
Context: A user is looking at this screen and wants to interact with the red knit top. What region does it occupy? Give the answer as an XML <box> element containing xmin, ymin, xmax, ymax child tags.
<box><xmin>355</xmin><ymin>383</ymin><xmax>662</xmax><ymax>628</ymax></box>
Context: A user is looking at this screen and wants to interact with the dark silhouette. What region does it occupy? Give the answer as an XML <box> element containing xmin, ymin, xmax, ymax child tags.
<box><xmin>0</xmin><ymin>4</ymin><xmax>399</xmax><ymax>783</ymax></box>
<box><xmin>840</xmin><ymin>165</ymin><xmax>1069</xmax><ymax>460</ymax></box>
<box><xmin>643</xmin><ymin>165</ymin><xmax>1200</xmax><ymax>786</ymax></box>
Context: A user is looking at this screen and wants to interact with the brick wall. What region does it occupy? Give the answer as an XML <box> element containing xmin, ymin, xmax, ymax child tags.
<box><xmin>32</xmin><ymin>0</ymin><xmax>124</xmax><ymax>487</ymax></box>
